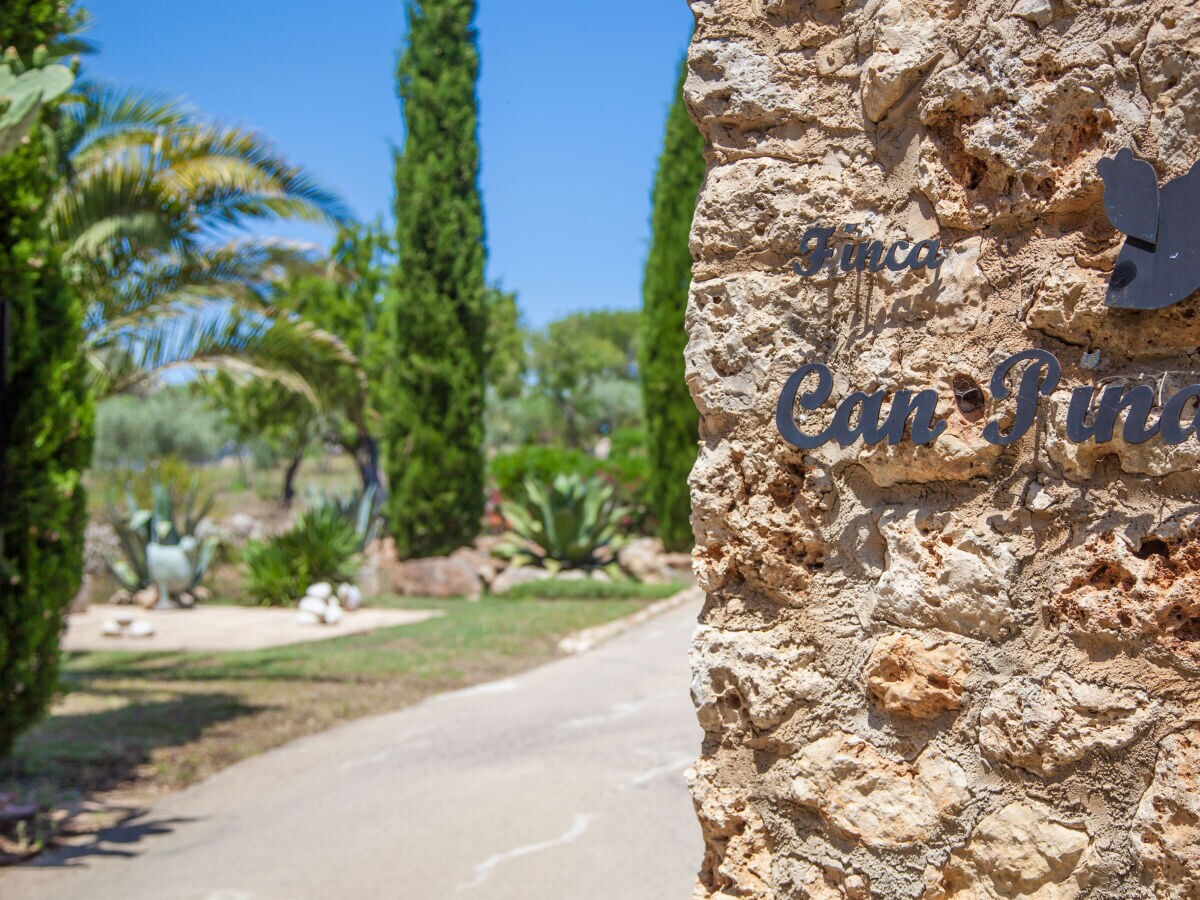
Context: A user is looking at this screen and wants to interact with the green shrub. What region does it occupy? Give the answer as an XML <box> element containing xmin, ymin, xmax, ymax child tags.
<box><xmin>501</xmin><ymin>578</ymin><xmax>685</xmax><ymax>601</ymax></box>
<box><xmin>490</xmin><ymin>432</ymin><xmax>654</xmax><ymax>535</ymax></box>
<box><xmin>490</xmin><ymin>446</ymin><xmax>602</xmax><ymax>501</ymax></box>
<box><xmin>305</xmin><ymin>486</ymin><xmax>382</xmax><ymax>552</ymax></box>
<box><xmin>499</xmin><ymin>474</ymin><xmax>630</xmax><ymax>569</ymax></box>
<box><xmin>0</xmin><ymin>2</ymin><xmax>93</xmax><ymax>760</ymax></box>
<box><xmin>243</xmin><ymin>505</ymin><xmax>361</xmax><ymax>606</ymax></box>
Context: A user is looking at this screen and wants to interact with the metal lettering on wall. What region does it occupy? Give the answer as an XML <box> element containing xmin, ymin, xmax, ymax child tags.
<box><xmin>778</xmin><ymin>152</ymin><xmax>1200</xmax><ymax>451</ymax></box>
<box><xmin>776</xmin><ymin>350</ymin><xmax>1200</xmax><ymax>451</ymax></box>
<box><xmin>793</xmin><ymin>224</ymin><xmax>944</xmax><ymax>277</ymax></box>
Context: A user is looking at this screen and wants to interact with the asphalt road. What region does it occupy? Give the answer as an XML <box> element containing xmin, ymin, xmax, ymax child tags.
<box><xmin>4</xmin><ymin>598</ymin><xmax>704</xmax><ymax>900</ymax></box>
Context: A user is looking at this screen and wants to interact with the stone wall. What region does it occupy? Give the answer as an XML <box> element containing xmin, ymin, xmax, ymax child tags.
<box><xmin>682</xmin><ymin>1</ymin><xmax>1200</xmax><ymax>896</ymax></box>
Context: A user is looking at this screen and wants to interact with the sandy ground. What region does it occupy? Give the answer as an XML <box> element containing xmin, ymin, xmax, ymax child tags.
<box><xmin>63</xmin><ymin>604</ymin><xmax>444</xmax><ymax>653</ymax></box>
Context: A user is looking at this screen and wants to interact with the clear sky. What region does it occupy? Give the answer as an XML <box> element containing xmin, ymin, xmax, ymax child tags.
<box><xmin>82</xmin><ymin>1</ymin><xmax>696</xmax><ymax>328</ymax></box>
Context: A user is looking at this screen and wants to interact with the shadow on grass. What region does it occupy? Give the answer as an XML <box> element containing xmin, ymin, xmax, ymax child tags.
<box><xmin>5</xmin><ymin>691</ymin><xmax>261</xmax><ymax>794</ymax></box>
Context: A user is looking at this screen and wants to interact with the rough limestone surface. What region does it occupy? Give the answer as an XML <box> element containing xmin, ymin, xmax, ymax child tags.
<box><xmin>683</xmin><ymin>1</ymin><xmax>1200</xmax><ymax>896</ymax></box>
<box><xmin>1130</xmin><ymin>726</ymin><xmax>1200</xmax><ymax>897</ymax></box>
<box><xmin>864</xmin><ymin>633</ymin><xmax>969</xmax><ymax>720</ymax></box>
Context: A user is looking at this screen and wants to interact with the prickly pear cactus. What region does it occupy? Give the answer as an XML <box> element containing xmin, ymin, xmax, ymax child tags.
<box><xmin>0</xmin><ymin>50</ymin><xmax>73</xmax><ymax>157</ymax></box>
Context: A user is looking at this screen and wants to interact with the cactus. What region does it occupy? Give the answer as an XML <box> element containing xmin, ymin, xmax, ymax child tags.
<box><xmin>104</xmin><ymin>477</ymin><xmax>219</xmax><ymax>605</ymax></box>
<box><xmin>0</xmin><ymin>50</ymin><xmax>74</xmax><ymax>158</ymax></box>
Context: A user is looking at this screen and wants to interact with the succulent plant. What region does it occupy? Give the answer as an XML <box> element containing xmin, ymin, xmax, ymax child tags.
<box><xmin>242</xmin><ymin>500</ymin><xmax>366</xmax><ymax>607</ymax></box>
<box><xmin>498</xmin><ymin>474</ymin><xmax>630</xmax><ymax>570</ymax></box>
<box><xmin>104</xmin><ymin>478</ymin><xmax>219</xmax><ymax>603</ymax></box>
<box><xmin>314</xmin><ymin>485</ymin><xmax>382</xmax><ymax>553</ymax></box>
<box><xmin>0</xmin><ymin>50</ymin><xmax>74</xmax><ymax>158</ymax></box>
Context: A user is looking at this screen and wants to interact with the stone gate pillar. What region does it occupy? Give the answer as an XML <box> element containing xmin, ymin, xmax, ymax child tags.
<box><xmin>682</xmin><ymin>1</ymin><xmax>1200</xmax><ymax>896</ymax></box>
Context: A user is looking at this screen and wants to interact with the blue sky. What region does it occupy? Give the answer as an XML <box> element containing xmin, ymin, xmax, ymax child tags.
<box><xmin>83</xmin><ymin>1</ymin><xmax>696</xmax><ymax>328</ymax></box>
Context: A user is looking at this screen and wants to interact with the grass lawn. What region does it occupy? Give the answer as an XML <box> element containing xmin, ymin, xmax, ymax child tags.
<box><xmin>0</xmin><ymin>592</ymin><xmax>660</xmax><ymax>860</ymax></box>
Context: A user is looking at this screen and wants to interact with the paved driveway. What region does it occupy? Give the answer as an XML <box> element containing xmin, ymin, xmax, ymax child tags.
<box><xmin>4</xmin><ymin>599</ymin><xmax>704</xmax><ymax>900</ymax></box>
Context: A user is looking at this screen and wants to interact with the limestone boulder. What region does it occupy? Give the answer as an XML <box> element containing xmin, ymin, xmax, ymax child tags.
<box><xmin>787</xmin><ymin>732</ymin><xmax>970</xmax><ymax>849</ymax></box>
<box><xmin>617</xmin><ymin>537</ymin><xmax>674</xmax><ymax>584</ymax></box>
<box><xmin>1132</xmin><ymin>726</ymin><xmax>1200</xmax><ymax>894</ymax></box>
<box><xmin>978</xmin><ymin>672</ymin><xmax>1153</xmax><ymax>777</ymax></box>
<box><xmin>393</xmin><ymin>556</ymin><xmax>482</xmax><ymax>600</ymax></box>
<box><xmin>488</xmin><ymin>565</ymin><xmax>550</xmax><ymax>596</ymax></box>
<box><xmin>864</xmin><ymin>633</ymin><xmax>970</xmax><ymax>719</ymax></box>
<box><xmin>923</xmin><ymin>800</ymin><xmax>1092</xmax><ymax>899</ymax></box>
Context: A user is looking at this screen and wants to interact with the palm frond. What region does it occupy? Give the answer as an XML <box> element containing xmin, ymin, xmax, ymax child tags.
<box><xmin>95</xmin><ymin>311</ymin><xmax>359</xmax><ymax>403</ymax></box>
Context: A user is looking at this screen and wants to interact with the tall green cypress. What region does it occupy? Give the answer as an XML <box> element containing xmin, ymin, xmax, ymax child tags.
<box><xmin>641</xmin><ymin>58</ymin><xmax>706</xmax><ymax>552</ymax></box>
<box><xmin>383</xmin><ymin>0</ymin><xmax>487</xmax><ymax>558</ymax></box>
<box><xmin>0</xmin><ymin>2</ymin><xmax>92</xmax><ymax>757</ymax></box>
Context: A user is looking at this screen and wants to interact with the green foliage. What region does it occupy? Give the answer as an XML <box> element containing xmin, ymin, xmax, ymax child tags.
<box><xmin>527</xmin><ymin>309</ymin><xmax>640</xmax><ymax>448</ymax></box>
<box><xmin>0</xmin><ymin>49</ymin><xmax>73</xmax><ymax>156</ymax></box>
<box><xmin>93</xmin><ymin>389</ymin><xmax>232</xmax><ymax>468</ymax></box>
<box><xmin>641</xmin><ymin>58</ymin><xmax>705</xmax><ymax>552</ymax></box>
<box><xmin>490</xmin><ymin>446</ymin><xmax>602</xmax><ymax>501</ymax></box>
<box><xmin>489</xmin><ymin>426</ymin><xmax>652</xmax><ymax>532</ymax></box>
<box><xmin>0</xmin><ymin>0</ymin><xmax>94</xmax><ymax>760</ymax></box>
<box><xmin>242</xmin><ymin>504</ymin><xmax>361</xmax><ymax>606</ymax></box>
<box><xmin>304</xmin><ymin>485</ymin><xmax>382</xmax><ymax>553</ymax></box>
<box><xmin>382</xmin><ymin>0</ymin><xmax>487</xmax><ymax>558</ymax></box>
<box><xmin>500</xmin><ymin>577</ymin><xmax>684</xmax><ymax>601</ymax></box>
<box><xmin>103</xmin><ymin>478</ymin><xmax>218</xmax><ymax>592</ymax></box>
<box><xmin>51</xmin><ymin>81</ymin><xmax>354</xmax><ymax>399</ymax></box>
<box><xmin>484</xmin><ymin>284</ymin><xmax>525</xmax><ymax>400</ymax></box>
<box><xmin>499</xmin><ymin>474</ymin><xmax>630</xmax><ymax>569</ymax></box>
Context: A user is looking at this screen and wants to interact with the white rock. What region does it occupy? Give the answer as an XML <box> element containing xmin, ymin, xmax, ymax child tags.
<box><xmin>323</xmin><ymin>604</ymin><xmax>343</xmax><ymax>625</ymax></box>
<box><xmin>875</xmin><ymin>510</ymin><xmax>1018</xmax><ymax>639</ymax></box>
<box><xmin>337</xmin><ymin>583</ymin><xmax>363</xmax><ymax>610</ymax></box>
<box><xmin>101</xmin><ymin>619</ymin><xmax>123</xmax><ymax>637</ymax></box>
<box><xmin>1012</xmin><ymin>0</ymin><xmax>1054</xmax><ymax>27</ymax></box>
<box><xmin>296</xmin><ymin>610</ymin><xmax>322</xmax><ymax>626</ymax></box>
<box><xmin>114</xmin><ymin>611</ymin><xmax>135</xmax><ymax>627</ymax></box>
<box><xmin>298</xmin><ymin>596</ymin><xmax>328</xmax><ymax>617</ymax></box>
<box><xmin>128</xmin><ymin>620</ymin><xmax>156</xmax><ymax>638</ymax></box>
<box><xmin>1025</xmin><ymin>482</ymin><xmax>1055</xmax><ymax>511</ymax></box>
<box><xmin>305</xmin><ymin>582</ymin><xmax>334</xmax><ymax>601</ymax></box>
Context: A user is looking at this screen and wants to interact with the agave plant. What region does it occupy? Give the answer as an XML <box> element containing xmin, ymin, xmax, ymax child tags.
<box><xmin>306</xmin><ymin>485</ymin><xmax>382</xmax><ymax>553</ymax></box>
<box><xmin>105</xmin><ymin>477</ymin><xmax>219</xmax><ymax>598</ymax></box>
<box><xmin>499</xmin><ymin>474</ymin><xmax>631</xmax><ymax>570</ymax></box>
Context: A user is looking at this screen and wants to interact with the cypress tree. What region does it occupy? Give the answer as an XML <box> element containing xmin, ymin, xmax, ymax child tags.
<box><xmin>0</xmin><ymin>2</ymin><xmax>93</xmax><ymax>757</ymax></box>
<box><xmin>382</xmin><ymin>0</ymin><xmax>487</xmax><ymax>558</ymax></box>
<box><xmin>641</xmin><ymin>58</ymin><xmax>706</xmax><ymax>552</ymax></box>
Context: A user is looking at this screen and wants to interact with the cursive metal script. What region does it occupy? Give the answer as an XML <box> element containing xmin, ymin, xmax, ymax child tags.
<box><xmin>777</xmin><ymin>350</ymin><xmax>1200</xmax><ymax>449</ymax></box>
<box><xmin>793</xmin><ymin>224</ymin><xmax>945</xmax><ymax>278</ymax></box>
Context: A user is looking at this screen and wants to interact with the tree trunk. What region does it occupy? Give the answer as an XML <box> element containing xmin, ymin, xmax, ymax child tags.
<box><xmin>353</xmin><ymin>431</ymin><xmax>383</xmax><ymax>500</ymax></box>
<box><xmin>684</xmin><ymin>2</ymin><xmax>1200</xmax><ymax>896</ymax></box>
<box><xmin>281</xmin><ymin>447</ymin><xmax>304</xmax><ymax>509</ymax></box>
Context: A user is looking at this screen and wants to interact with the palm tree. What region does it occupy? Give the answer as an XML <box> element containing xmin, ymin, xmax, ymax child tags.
<box><xmin>49</xmin><ymin>82</ymin><xmax>357</xmax><ymax>399</ymax></box>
